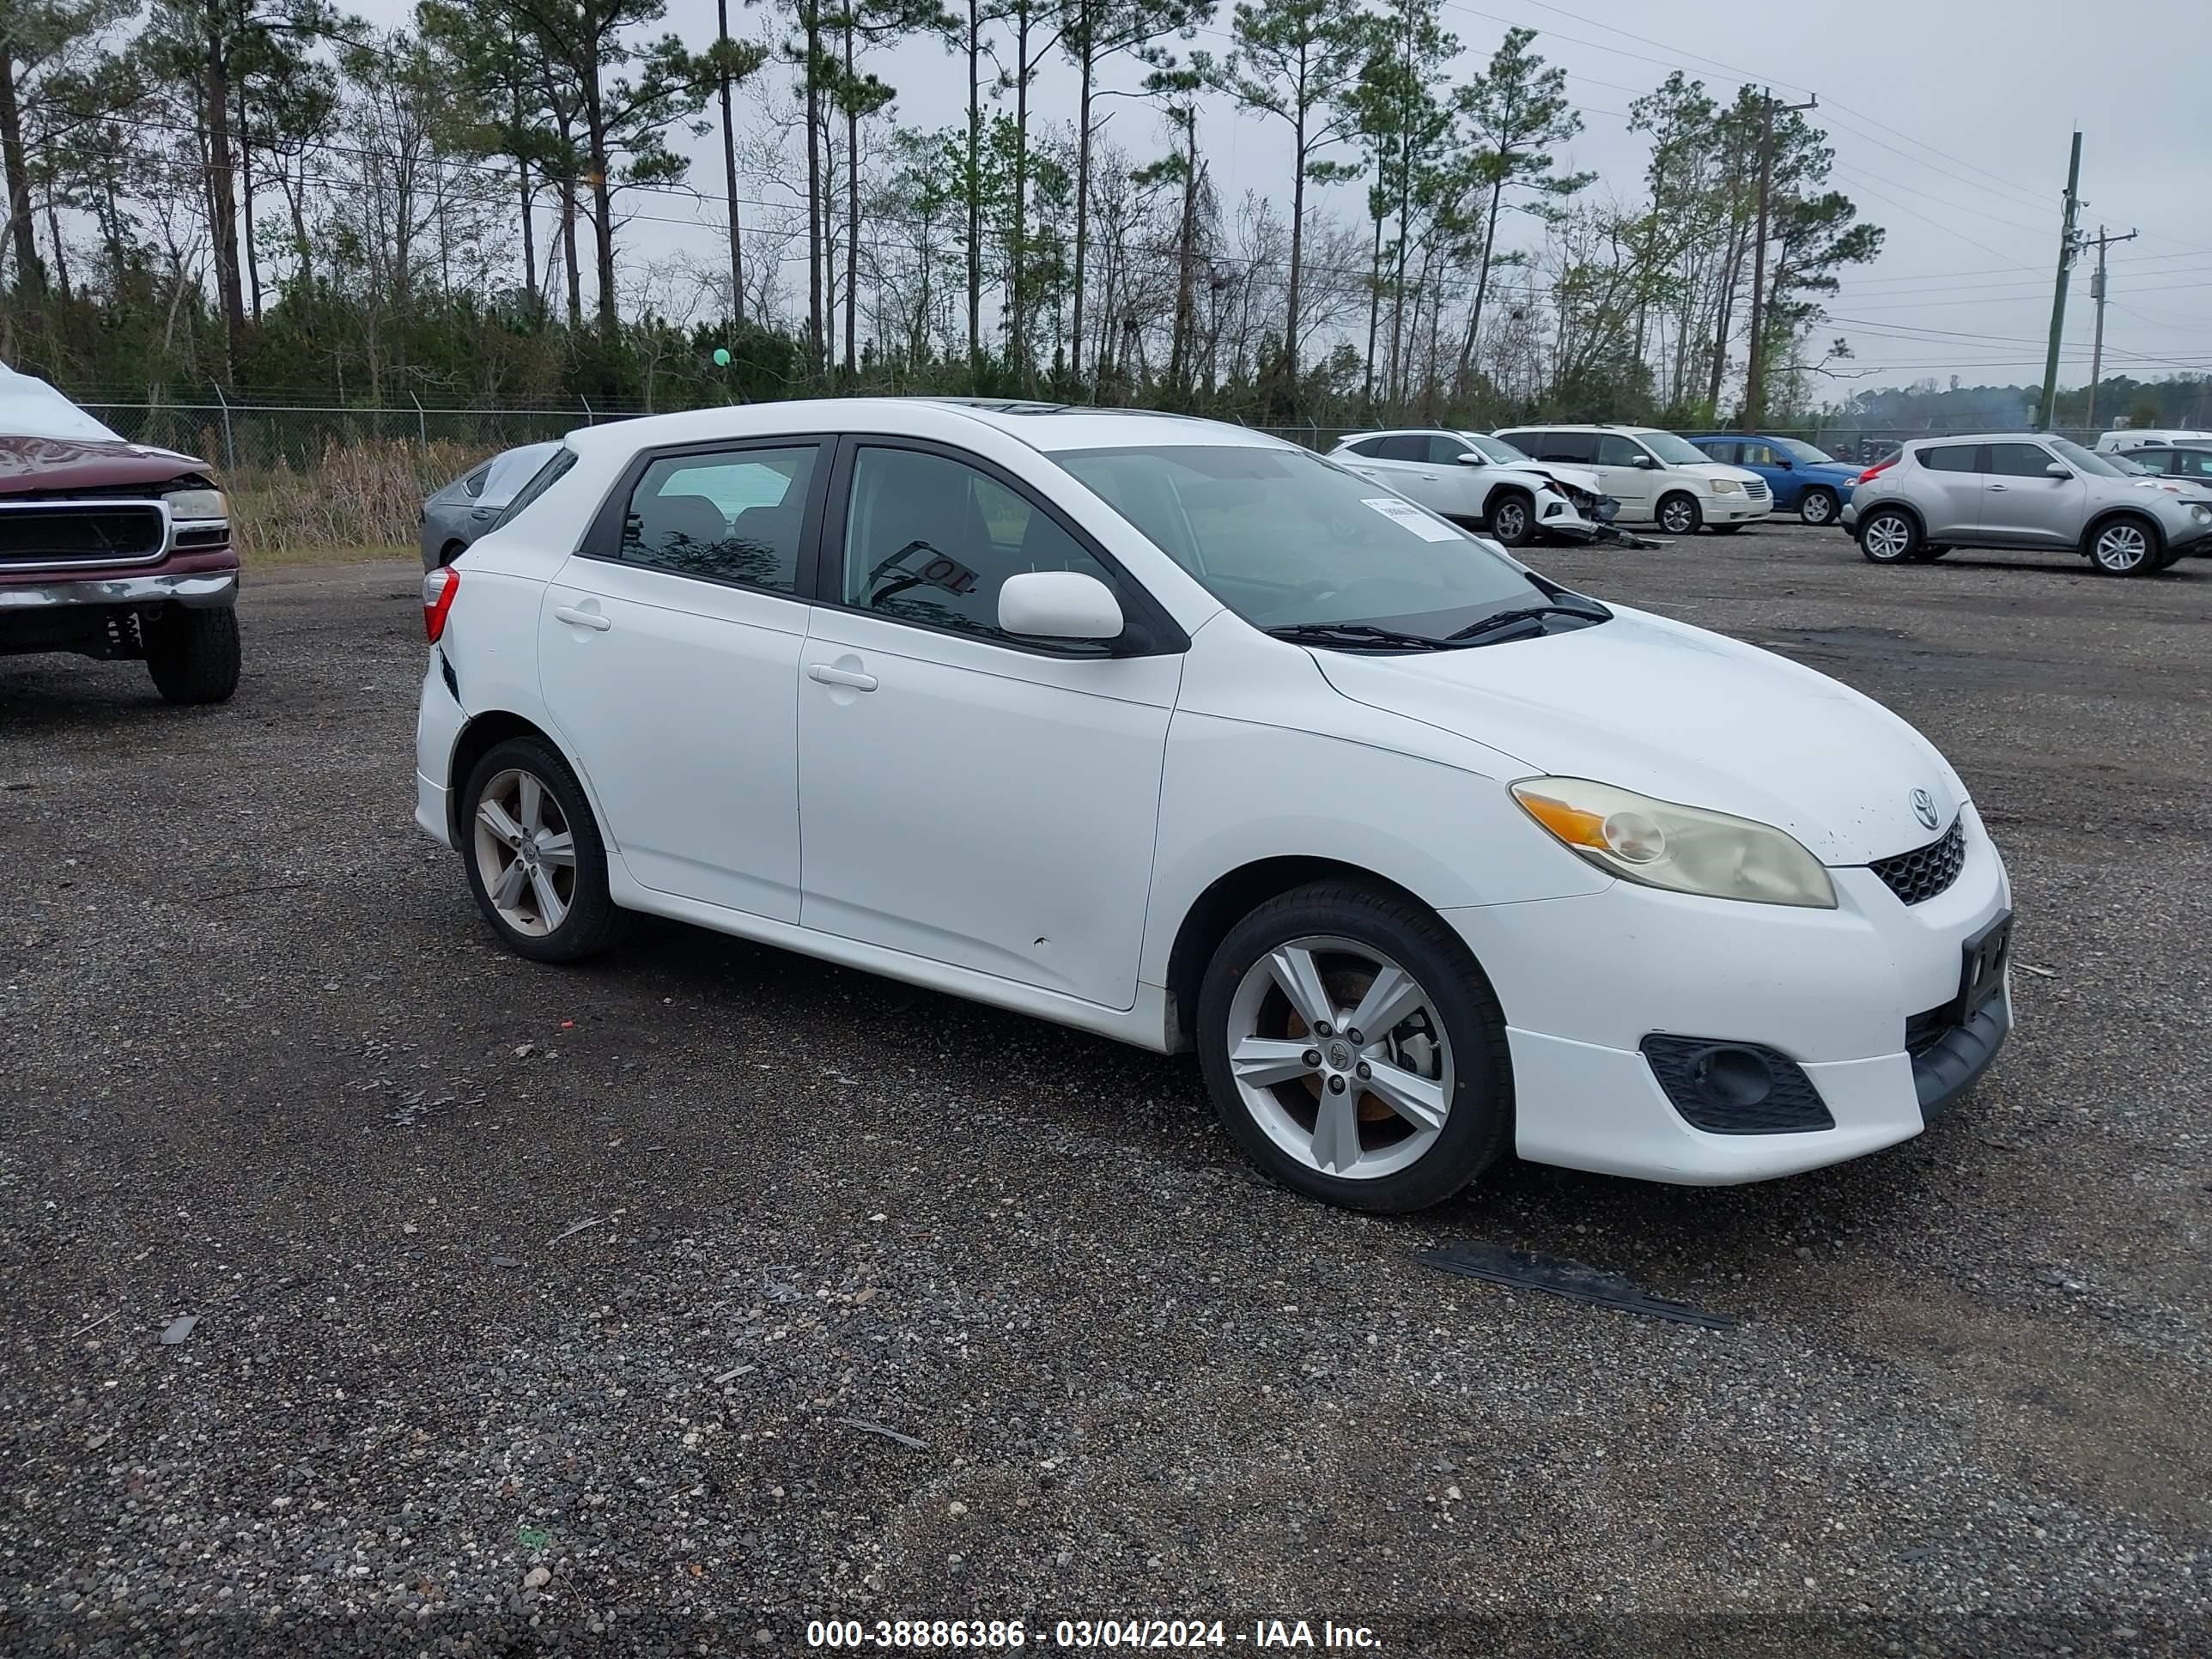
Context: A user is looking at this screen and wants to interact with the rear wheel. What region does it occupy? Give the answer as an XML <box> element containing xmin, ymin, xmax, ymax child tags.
<box><xmin>1858</xmin><ymin>508</ymin><xmax>1921</xmax><ymax>564</ymax></box>
<box><xmin>1656</xmin><ymin>492</ymin><xmax>1701</xmax><ymax>536</ymax></box>
<box><xmin>460</xmin><ymin>736</ymin><xmax>627</xmax><ymax>963</ymax></box>
<box><xmin>1799</xmin><ymin>488</ymin><xmax>1838</xmax><ymax>526</ymax></box>
<box><xmin>1196</xmin><ymin>881</ymin><xmax>1512</xmax><ymax>1213</ymax></box>
<box><xmin>144</xmin><ymin>605</ymin><xmax>240</xmax><ymax>704</ymax></box>
<box><xmin>2086</xmin><ymin>514</ymin><xmax>2159</xmax><ymax>576</ymax></box>
<box><xmin>1486</xmin><ymin>489</ymin><xmax>1534</xmax><ymax>547</ymax></box>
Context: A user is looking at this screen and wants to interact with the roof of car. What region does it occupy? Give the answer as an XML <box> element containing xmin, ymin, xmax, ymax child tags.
<box><xmin>560</xmin><ymin>397</ymin><xmax>1287</xmax><ymax>460</ymax></box>
<box><xmin>1903</xmin><ymin>432</ymin><xmax>2063</xmax><ymax>447</ymax></box>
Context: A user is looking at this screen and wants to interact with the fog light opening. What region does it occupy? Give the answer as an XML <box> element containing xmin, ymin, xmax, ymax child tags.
<box><xmin>1692</xmin><ymin>1045</ymin><xmax>1773</xmax><ymax>1109</ymax></box>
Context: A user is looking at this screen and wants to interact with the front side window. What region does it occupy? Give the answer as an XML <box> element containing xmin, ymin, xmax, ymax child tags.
<box><xmin>1989</xmin><ymin>441</ymin><xmax>2058</xmax><ymax>478</ymax></box>
<box><xmin>1422</xmin><ymin>435</ymin><xmax>1468</xmax><ymax>465</ymax></box>
<box><xmin>2172</xmin><ymin>450</ymin><xmax>2212</xmax><ymax>479</ymax></box>
<box><xmin>1595</xmin><ymin>434</ymin><xmax>1647</xmax><ymax>467</ymax></box>
<box><xmin>1739</xmin><ymin>442</ymin><xmax>1775</xmax><ymax>466</ymax></box>
<box><xmin>1058</xmin><ymin>444</ymin><xmax>1560</xmax><ymax>639</ymax></box>
<box><xmin>620</xmin><ymin>445</ymin><xmax>817</xmax><ymax>591</ymax></box>
<box><xmin>842</xmin><ymin>445</ymin><xmax>1127</xmax><ymax>653</ymax></box>
<box><xmin>1636</xmin><ymin>431</ymin><xmax>1716</xmax><ymax>467</ymax></box>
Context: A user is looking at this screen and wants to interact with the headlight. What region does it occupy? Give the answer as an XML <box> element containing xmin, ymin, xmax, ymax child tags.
<box><xmin>1510</xmin><ymin>777</ymin><xmax>1837</xmax><ymax>908</ymax></box>
<box><xmin>164</xmin><ymin>488</ymin><xmax>228</xmax><ymax>522</ymax></box>
<box><xmin>2193</xmin><ymin>505</ymin><xmax>2211</xmax><ymax>523</ymax></box>
<box><xmin>1709</xmin><ymin>478</ymin><xmax>1744</xmax><ymax>495</ymax></box>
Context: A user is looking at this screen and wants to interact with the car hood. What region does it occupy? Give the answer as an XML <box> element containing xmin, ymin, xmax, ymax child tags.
<box><xmin>0</xmin><ymin>434</ymin><xmax>213</xmax><ymax>494</ymax></box>
<box><xmin>1675</xmin><ymin>460</ymin><xmax>1765</xmax><ymax>485</ymax></box>
<box><xmin>1504</xmin><ymin>459</ymin><xmax>1604</xmax><ymax>496</ymax></box>
<box><xmin>1796</xmin><ymin>462</ymin><xmax>1863</xmax><ymax>485</ymax></box>
<box><xmin>1310</xmin><ymin>605</ymin><xmax>1963</xmax><ymax>865</ymax></box>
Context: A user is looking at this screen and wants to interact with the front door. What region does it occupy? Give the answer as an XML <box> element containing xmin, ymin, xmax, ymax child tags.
<box><xmin>1979</xmin><ymin>441</ymin><xmax>2085</xmax><ymax>548</ymax></box>
<box><xmin>795</xmin><ymin>441</ymin><xmax>1182</xmax><ymax>1011</ymax></box>
<box><xmin>538</xmin><ymin>440</ymin><xmax>824</xmax><ymax>921</ymax></box>
<box><xmin>1593</xmin><ymin>434</ymin><xmax>1656</xmax><ymax>516</ymax></box>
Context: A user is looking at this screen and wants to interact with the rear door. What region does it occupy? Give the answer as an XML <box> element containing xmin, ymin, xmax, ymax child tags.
<box><xmin>1980</xmin><ymin>440</ymin><xmax>2084</xmax><ymax>548</ymax></box>
<box><xmin>1913</xmin><ymin>443</ymin><xmax>1986</xmax><ymax>539</ymax></box>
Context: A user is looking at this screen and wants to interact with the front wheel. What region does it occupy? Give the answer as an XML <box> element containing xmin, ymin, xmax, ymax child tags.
<box><xmin>1799</xmin><ymin>488</ymin><xmax>1838</xmax><ymax>526</ymax></box>
<box><xmin>1656</xmin><ymin>493</ymin><xmax>1701</xmax><ymax>536</ymax></box>
<box><xmin>1195</xmin><ymin>882</ymin><xmax>1512</xmax><ymax>1212</ymax></box>
<box><xmin>460</xmin><ymin>736</ymin><xmax>627</xmax><ymax>963</ymax></box>
<box><xmin>2087</xmin><ymin>515</ymin><xmax>2159</xmax><ymax>576</ymax></box>
<box><xmin>1858</xmin><ymin>508</ymin><xmax>1921</xmax><ymax>564</ymax></box>
<box><xmin>1486</xmin><ymin>490</ymin><xmax>1534</xmax><ymax>547</ymax></box>
<box><xmin>144</xmin><ymin>605</ymin><xmax>240</xmax><ymax>704</ymax></box>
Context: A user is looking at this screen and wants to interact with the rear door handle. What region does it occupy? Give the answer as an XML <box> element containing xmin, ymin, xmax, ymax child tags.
<box><xmin>808</xmin><ymin>663</ymin><xmax>878</xmax><ymax>691</ymax></box>
<box><xmin>553</xmin><ymin>605</ymin><xmax>612</xmax><ymax>632</ymax></box>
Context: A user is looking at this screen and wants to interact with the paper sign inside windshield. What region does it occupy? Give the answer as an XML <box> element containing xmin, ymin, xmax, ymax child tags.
<box><xmin>1361</xmin><ymin>496</ymin><xmax>1459</xmax><ymax>542</ymax></box>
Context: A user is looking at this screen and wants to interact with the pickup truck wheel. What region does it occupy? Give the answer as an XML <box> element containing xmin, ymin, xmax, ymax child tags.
<box><xmin>1197</xmin><ymin>881</ymin><xmax>1512</xmax><ymax>1213</ymax></box>
<box><xmin>144</xmin><ymin>606</ymin><xmax>241</xmax><ymax>704</ymax></box>
<box><xmin>1486</xmin><ymin>490</ymin><xmax>1534</xmax><ymax>547</ymax></box>
<box><xmin>1656</xmin><ymin>492</ymin><xmax>1701</xmax><ymax>536</ymax></box>
<box><xmin>461</xmin><ymin>737</ymin><xmax>627</xmax><ymax>963</ymax></box>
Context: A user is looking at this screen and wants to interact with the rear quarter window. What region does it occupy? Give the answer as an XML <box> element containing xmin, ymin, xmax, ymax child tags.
<box><xmin>491</xmin><ymin>447</ymin><xmax>578</xmax><ymax>530</ymax></box>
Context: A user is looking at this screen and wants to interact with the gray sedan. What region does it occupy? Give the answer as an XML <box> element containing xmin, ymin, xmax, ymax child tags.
<box><xmin>419</xmin><ymin>441</ymin><xmax>562</xmax><ymax>569</ymax></box>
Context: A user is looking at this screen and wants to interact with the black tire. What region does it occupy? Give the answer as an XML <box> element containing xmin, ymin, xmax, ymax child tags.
<box><xmin>1909</xmin><ymin>545</ymin><xmax>1948</xmax><ymax>562</ymax></box>
<box><xmin>1486</xmin><ymin>489</ymin><xmax>1534</xmax><ymax>547</ymax></box>
<box><xmin>1195</xmin><ymin>880</ymin><xmax>1513</xmax><ymax>1213</ymax></box>
<box><xmin>438</xmin><ymin>540</ymin><xmax>467</xmax><ymax>567</ymax></box>
<box><xmin>459</xmin><ymin>735</ymin><xmax>628</xmax><ymax>963</ymax></box>
<box><xmin>1799</xmin><ymin>487</ymin><xmax>1839</xmax><ymax>526</ymax></box>
<box><xmin>1711</xmin><ymin>523</ymin><xmax>1745</xmax><ymax>535</ymax></box>
<box><xmin>144</xmin><ymin>605</ymin><xmax>240</xmax><ymax>704</ymax></box>
<box><xmin>1857</xmin><ymin>507</ymin><xmax>1921</xmax><ymax>564</ymax></box>
<box><xmin>1655</xmin><ymin>492</ymin><xmax>1701</xmax><ymax>537</ymax></box>
<box><xmin>2085</xmin><ymin>514</ymin><xmax>2160</xmax><ymax>577</ymax></box>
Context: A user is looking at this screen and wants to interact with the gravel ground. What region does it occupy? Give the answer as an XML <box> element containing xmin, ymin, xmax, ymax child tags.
<box><xmin>3</xmin><ymin>523</ymin><xmax>2208</xmax><ymax>1657</ymax></box>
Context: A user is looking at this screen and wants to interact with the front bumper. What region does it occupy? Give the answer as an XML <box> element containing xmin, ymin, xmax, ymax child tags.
<box><xmin>0</xmin><ymin>568</ymin><xmax>238</xmax><ymax>611</ymax></box>
<box><xmin>1534</xmin><ymin>491</ymin><xmax>1606</xmax><ymax>543</ymax></box>
<box><xmin>1443</xmin><ymin>804</ymin><xmax>2013</xmax><ymax>1184</ymax></box>
<box><xmin>1709</xmin><ymin>493</ymin><xmax>1771</xmax><ymax>523</ymax></box>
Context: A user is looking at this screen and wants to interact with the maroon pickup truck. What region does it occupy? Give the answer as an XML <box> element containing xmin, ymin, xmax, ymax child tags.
<box><xmin>0</xmin><ymin>368</ymin><xmax>241</xmax><ymax>703</ymax></box>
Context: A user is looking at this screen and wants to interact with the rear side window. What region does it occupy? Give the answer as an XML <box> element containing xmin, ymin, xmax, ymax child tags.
<box><xmin>1375</xmin><ymin>434</ymin><xmax>1427</xmax><ymax>462</ymax></box>
<box><xmin>1518</xmin><ymin>431</ymin><xmax>1596</xmax><ymax>464</ymax></box>
<box><xmin>1341</xmin><ymin>436</ymin><xmax>1386</xmax><ymax>458</ymax></box>
<box><xmin>490</xmin><ymin>447</ymin><xmax>577</xmax><ymax>529</ymax></box>
<box><xmin>1919</xmin><ymin>445</ymin><xmax>1981</xmax><ymax>473</ymax></box>
<box><xmin>459</xmin><ymin>465</ymin><xmax>491</xmax><ymax>500</ymax></box>
<box><xmin>619</xmin><ymin>445</ymin><xmax>817</xmax><ymax>592</ymax></box>
<box><xmin>1701</xmin><ymin>441</ymin><xmax>1741</xmax><ymax>464</ymax></box>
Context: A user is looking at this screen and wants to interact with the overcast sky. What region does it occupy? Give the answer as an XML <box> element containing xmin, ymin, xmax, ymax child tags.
<box><xmin>358</xmin><ymin>0</ymin><xmax>2212</xmax><ymax>392</ymax></box>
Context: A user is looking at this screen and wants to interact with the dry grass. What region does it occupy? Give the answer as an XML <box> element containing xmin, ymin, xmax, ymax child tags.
<box><xmin>227</xmin><ymin>439</ymin><xmax>492</xmax><ymax>562</ymax></box>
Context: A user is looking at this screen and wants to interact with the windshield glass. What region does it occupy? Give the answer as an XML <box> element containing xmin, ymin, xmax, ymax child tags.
<box><xmin>1772</xmin><ymin>438</ymin><xmax>1836</xmax><ymax>465</ymax></box>
<box><xmin>1461</xmin><ymin>433</ymin><xmax>1531</xmax><ymax>465</ymax></box>
<box><xmin>2049</xmin><ymin>437</ymin><xmax>2129</xmax><ymax>477</ymax></box>
<box><xmin>1638</xmin><ymin>431</ymin><xmax>1711</xmax><ymax>465</ymax></box>
<box><xmin>1057</xmin><ymin>444</ymin><xmax>1553</xmax><ymax>635</ymax></box>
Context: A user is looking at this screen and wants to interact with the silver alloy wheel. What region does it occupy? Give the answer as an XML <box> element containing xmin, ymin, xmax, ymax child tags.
<box><xmin>1224</xmin><ymin>935</ymin><xmax>1454</xmax><ymax>1182</ymax></box>
<box><xmin>1492</xmin><ymin>497</ymin><xmax>1528</xmax><ymax>542</ymax></box>
<box><xmin>2093</xmin><ymin>520</ymin><xmax>2150</xmax><ymax>572</ymax></box>
<box><xmin>1801</xmin><ymin>489</ymin><xmax>1835</xmax><ymax>525</ymax></box>
<box><xmin>472</xmin><ymin>767</ymin><xmax>578</xmax><ymax>938</ymax></box>
<box><xmin>1863</xmin><ymin>514</ymin><xmax>1913</xmax><ymax>561</ymax></box>
<box><xmin>1658</xmin><ymin>495</ymin><xmax>1697</xmax><ymax>535</ymax></box>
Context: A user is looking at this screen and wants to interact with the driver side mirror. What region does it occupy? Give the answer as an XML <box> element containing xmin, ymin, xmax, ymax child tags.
<box><xmin>998</xmin><ymin>569</ymin><xmax>1125</xmax><ymax>642</ymax></box>
<box><xmin>1774</xmin><ymin>456</ymin><xmax>1794</xmax><ymax>470</ymax></box>
<box><xmin>2045</xmin><ymin>461</ymin><xmax>2072</xmax><ymax>479</ymax></box>
<box><xmin>1632</xmin><ymin>453</ymin><xmax>1658</xmax><ymax>469</ymax></box>
<box><xmin>1454</xmin><ymin>451</ymin><xmax>1485</xmax><ymax>465</ymax></box>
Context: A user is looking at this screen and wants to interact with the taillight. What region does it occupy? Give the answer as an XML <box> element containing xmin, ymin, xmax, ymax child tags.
<box><xmin>1856</xmin><ymin>456</ymin><xmax>1895</xmax><ymax>484</ymax></box>
<box><xmin>422</xmin><ymin>566</ymin><xmax>459</xmax><ymax>642</ymax></box>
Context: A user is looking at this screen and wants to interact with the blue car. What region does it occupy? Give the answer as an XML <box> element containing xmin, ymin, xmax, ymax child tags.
<box><xmin>1683</xmin><ymin>434</ymin><xmax>1862</xmax><ymax>527</ymax></box>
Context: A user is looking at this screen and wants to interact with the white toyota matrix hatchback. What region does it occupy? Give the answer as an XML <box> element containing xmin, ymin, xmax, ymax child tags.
<box><xmin>414</xmin><ymin>399</ymin><xmax>2013</xmax><ymax>1212</ymax></box>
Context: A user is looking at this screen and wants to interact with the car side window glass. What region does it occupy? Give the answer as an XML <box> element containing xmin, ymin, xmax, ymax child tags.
<box><xmin>1535</xmin><ymin>432</ymin><xmax>1595</xmax><ymax>463</ymax></box>
<box><xmin>1704</xmin><ymin>441</ymin><xmax>1740</xmax><ymax>465</ymax></box>
<box><xmin>1989</xmin><ymin>442</ymin><xmax>2057</xmax><ymax>478</ymax></box>
<box><xmin>842</xmin><ymin>446</ymin><xmax>1126</xmax><ymax>654</ymax></box>
<box><xmin>2177</xmin><ymin>452</ymin><xmax>2212</xmax><ymax>478</ymax></box>
<box><xmin>1375</xmin><ymin>434</ymin><xmax>1425</xmax><ymax>462</ymax></box>
<box><xmin>1423</xmin><ymin>435</ymin><xmax>1468</xmax><ymax>465</ymax></box>
<box><xmin>1344</xmin><ymin>436</ymin><xmax>1385</xmax><ymax>458</ymax></box>
<box><xmin>460</xmin><ymin>465</ymin><xmax>491</xmax><ymax>500</ymax></box>
<box><xmin>1741</xmin><ymin>443</ymin><xmax>1772</xmax><ymax>465</ymax></box>
<box><xmin>620</xmin><ymin>445</ymin><xmax>817</xmax><ymax>592</ymax></box>
<box><xmin>1595</xmin><ymin>434</ymin><xmax>1644</xmax><ymax>467</ymax></box>
<box><xmin>1919</xmin><ymin>445</ymin><xmax>1978</xmax><ymax>474</ymax></box>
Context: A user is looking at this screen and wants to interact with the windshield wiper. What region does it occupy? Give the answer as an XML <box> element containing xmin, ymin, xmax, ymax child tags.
<box><xmin>1265</xmin><ymin>622</ymin><xmax>1452</xmax><ymax>652</ymax></box>
<box><xmin>1445</xmin><ymin>602</ymin><xmax>1610</xmax><ymax>643</ymax></box>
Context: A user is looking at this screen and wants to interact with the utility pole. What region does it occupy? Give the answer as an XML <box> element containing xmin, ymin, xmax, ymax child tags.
<box><xmin>1742</xmin><ymin>88</ymin><xmax>1818</xmax><ymax>431</ymax></box>
<box><xmin>717</xmin><ymin>0</ymin><xmax>746</xmax><ymax>332</ymax></box>
<box><xmin>2036</xmin><ymin>131</ymin><xmax>2084</xmax><ymax>433</ymax></box>
<box><xmin>2082</xmin><ymin>224</ymin><xmax>2137</xmax><ymax>430</ymax></box>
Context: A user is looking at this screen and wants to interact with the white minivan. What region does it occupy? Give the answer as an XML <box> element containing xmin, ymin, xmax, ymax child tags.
<box><xmin>1494</xmin><ymin>424</ymin><xmax>1771</xmax><ymax>534</ymax></box>
<box><xmin>415</xmin><ymin>399</ymin><xmax>2011</xmax><ymax>1212</ymax></box>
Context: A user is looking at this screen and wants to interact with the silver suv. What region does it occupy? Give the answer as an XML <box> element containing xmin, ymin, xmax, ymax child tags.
<box><xmin>1844</xmin><ymin>433</ymin><xmax>2212</xmax><ymax>576</ymax></box>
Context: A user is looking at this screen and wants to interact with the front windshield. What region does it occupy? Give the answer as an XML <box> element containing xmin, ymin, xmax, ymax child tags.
<box><xmin>1638</xmin><ymin>431</ymin><xmax>1712</xmax><ymax>466</ymax></box>
<box><xmin>1461</xmin><ymin>433</ymin><xmax>1531</xmax><ymax>465</ymax></box>
<box><xmin>1772</xmin><ymin>437</ymin><xmax>1837</xmax><ymax>465</ymax></box>
<box><xmin>1057</xmin><ymin>444</ymin><xmax>1553</xmax><ymax>635</ymax></box>
<box><xmin>2049</xmin><ymin>437</ymin><xmax>2129</xmax><ymax>478</ymax></box>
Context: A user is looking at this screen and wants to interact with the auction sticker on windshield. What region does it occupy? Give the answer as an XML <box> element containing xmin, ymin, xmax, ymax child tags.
<box><xmin>1361</xmin><ymin>496</ymin><xmax>1459</xmax><ymax>541</ymax></box>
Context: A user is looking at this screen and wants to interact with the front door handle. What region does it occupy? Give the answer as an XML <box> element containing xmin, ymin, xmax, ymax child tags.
<box><xmin>553</xmin><ymin>605</ymin><xmax>612</xmax><ymax>632</ymax></box>
<box><xmin>1987</xmin><ymin>483</ymin><xmax>2008</xmax><ymax>492</ymax></box>
<box><xmin>808</xmin><ymin>662</ymin><xmax>878</xmax><ymax>691</ymax></box>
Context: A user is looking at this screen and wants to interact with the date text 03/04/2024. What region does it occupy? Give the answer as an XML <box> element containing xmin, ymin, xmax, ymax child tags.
<box><xmin>804</xmin><ymin>1618</ymin><xmax>1386</xmax><ymax>1650</ymax></box>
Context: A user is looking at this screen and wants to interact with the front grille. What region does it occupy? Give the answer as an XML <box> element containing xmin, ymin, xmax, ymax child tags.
<box><xmin>1744</xmin><ymin>479</ymin><xmax>1770</xmax><ymax>500</ymax></box>
<box><xmin>1905</xmin><ymin>1004</ymin><xmax>1956</xmax><ymax>1058</ymax></box>
<box><xmin>0</xmin><ymin>502</ymin><xmax>167</xmax><ymax>567</ymax></box>
<box><xmin>1869</xmin><ymin>817</ymin><xmax>1966</xmax><ymax>906</ymax></box>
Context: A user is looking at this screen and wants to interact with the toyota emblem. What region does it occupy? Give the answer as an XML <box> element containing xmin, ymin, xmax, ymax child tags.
<box><xmin>1910</xmin><ymin>787</ymin><xmax>1939</xmax><ymax>830</ymax></box>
